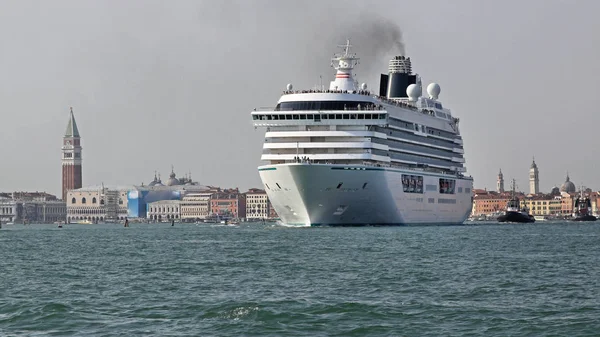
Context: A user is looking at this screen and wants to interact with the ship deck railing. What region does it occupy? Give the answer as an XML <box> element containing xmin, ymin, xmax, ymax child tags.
<box><xmin>279</xmin><ymin>159</ymin><xmax>468</xmax><ymax>178</ymax></box>
<box><xmin>253</xmin><ymin>106</ymin><xmax>387</xmax><ymax>112</ymax></box>
<box><xmin>282</xmin><ymin>89</ymin><xmax>373</xmax><ymax>96</ymax></box>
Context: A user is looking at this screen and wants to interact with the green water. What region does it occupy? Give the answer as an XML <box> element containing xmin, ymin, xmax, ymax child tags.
<box><xmin>1</xmin><ymin>222</ymin><xmax>599</xmax><ymax>336</ymax></box>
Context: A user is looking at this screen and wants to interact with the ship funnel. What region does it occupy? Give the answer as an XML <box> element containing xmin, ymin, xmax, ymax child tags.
<box><xmin>380</xmin><ymin>55</ymin><xmax>417</xmax><ymax>99</ymax></box>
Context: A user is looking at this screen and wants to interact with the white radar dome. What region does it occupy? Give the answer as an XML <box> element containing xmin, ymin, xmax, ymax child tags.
<box><xmin>286</xmin><ymin>83</ymin><xmax>293</xmax><ymax>91</ymax></box>
<box><xmin>360</xmin><ymin>83</ymin><xmax>367</xmax><ymax>90</ymax></box>
<box><xmin>427</xmin><ymin>83</ymin><xmax>441</xmax><ymax>99</ymax></box>
<box><xmin>406</xmin><ymin>84</ymin><xmax>420</xmax><ymax>101</ymax></box>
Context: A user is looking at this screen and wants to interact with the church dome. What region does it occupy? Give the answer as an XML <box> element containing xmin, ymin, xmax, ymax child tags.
<box><xmin>166</xmin><ymin>170</ymin><xmax>181</xmax><ymax>186</ymax></box>
<box><xmin>550</xmin><ymin>186</ymin><xmax>560</xmax><ymax>196</ymax></box>
<box><xmin>560</xmin><ymin>174</ymin><xmax>576</xmax><ymax>193</ymax></box>
<box><xmin>148</xmin><ymin>172</ymin><xmax>161</xmax><ymax>186</ymax></box>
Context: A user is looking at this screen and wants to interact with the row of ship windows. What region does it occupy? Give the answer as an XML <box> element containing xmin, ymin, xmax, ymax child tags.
<box><xmin>253</xmin><ymin>113</ymin><xmax>387</xmax><ymax>121</ymax></box>
<box><xmin>376</xmin><ymin>126</ymin><xmax>457</xmax><ymax>148</ymax></box>
<box><xmin>265</xmin><ymin>177</ymin><xmax>470</xmax><ymax>196</ymax></box>
<box><xmin>406</xmin><ymin>198</ymin><xmax>457</xmax><ymax>204</ymax></box>
<box><xmin>402</xmin><ymin>175</ymin><xmax>470</xmax><ymax>195</ymax></box>
<box><xmin>388</xmin><ymin>119</ymin><xmax>456</xmax><ymax>139</ymax></box>
<box><xmin>274</xmin><ymin>100</ymin><xmax>376</xmax><ymax>111</ymax></box>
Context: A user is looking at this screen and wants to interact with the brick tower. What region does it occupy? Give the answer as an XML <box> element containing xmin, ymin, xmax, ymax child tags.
<box><xmin>62</xmin><ymin>107</ymin><xmax>82</xmax><ymax>200</ymax></box>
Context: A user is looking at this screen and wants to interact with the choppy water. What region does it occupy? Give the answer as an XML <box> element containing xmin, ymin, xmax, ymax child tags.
<box><xmin>1</xmin><ymin>222</ymin><xmax>599</xmax><ymax>336</ymax></box>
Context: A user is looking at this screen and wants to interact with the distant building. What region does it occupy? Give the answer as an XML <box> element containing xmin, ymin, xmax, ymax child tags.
<box><xmin>62</xmin><ymin>107</ymin><xmax>83</xmax><ymax>201</ymax></box>
<box><xmin>245</xmin><ymin>188</ymin><xmax>270</xmax><ymax>220</ymax></box>
<box><xmin>559</xmin><ymin>173</ymin><xmax>576</xmax><ymax>193</ymax></box>
<box><xmin>471</xmin><ymin>189</ymin><xmax>517</xmax><ymax>215</ymax></box>
<box><xmin>147</xmin><ymin>200</ymin><xmax>181</xmax><ymax>221</ymax></box>
<box><xmin>497</xmin><ymin>169</ymin><xmax>504</xmax><ymax>193</ymax></box>
<box><xmin>0</xmin><ymin>192</ymin><xmax>66</xmax><ymax>223</ymax></box>
<box><xmin>0</xmin><ymin>193</ymin><xmax>18</xmax><ymax>222</ymax></box>
<box><xmin>521</xmin><ymin>194</ymin><xmax>562</xmax><ymax>216</ymax></box>
<box><xmin>210</xmin><ymin>188</ymin><xmax>246</xmax><ymax>219</ymax></box>
<box><xmin>126</xmin><ymin>171</ymin><xmax>209</xmax><ymax>219</ymax></box>
<box><xmin>180</xmin><ymin>193</ymin><xmax>212</xmax><ymax>221</ymax></box>
<box><xmin>529</xmin><ymin>158</ymin><xmax>539</xmax><ymax>195</ymax></box>
<box><xmin>67</xmin><ymin>185</ymin><xmax>131</xmax><ymax>223</ymax></box>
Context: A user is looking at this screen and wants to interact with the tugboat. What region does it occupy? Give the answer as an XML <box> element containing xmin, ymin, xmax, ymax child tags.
<box><xmin>497</xmin><ymin>179</ymin><xmax>535</xmax><ymax>223</ymax></box>
<box><xmin>572</xmin><ymin>190</ymin><xmax>597</xmax><ymax>221</ymax></box>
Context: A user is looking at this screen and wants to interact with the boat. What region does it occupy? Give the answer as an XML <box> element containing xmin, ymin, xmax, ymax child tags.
<box><xmin>251</xmin><ymin>40</ymin><xmax>473</xmax><ymax>226</ymax></box>
<box><xmin>497</xmin><ymin>179</ymin><xmax>535</xmax><ymax>223</ymax></box>
<box><xmin>76</xmin><ymin>219</ymin><xmax>93</xmax><ymax>225</ymax></box>
<box><xmin>572</xmin><ymin>191</ymin><xmax>597</xmax><ymax>221</ymax></box>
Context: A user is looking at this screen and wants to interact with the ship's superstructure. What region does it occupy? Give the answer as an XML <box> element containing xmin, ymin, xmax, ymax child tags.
<box><xmin>251</xmin><ymin>40</ymin><xmax>473</xmax><ymax>226</ymax></box>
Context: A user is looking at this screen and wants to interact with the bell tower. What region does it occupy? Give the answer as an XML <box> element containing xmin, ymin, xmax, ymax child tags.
<box><xmin>62</xmin><ymin>107</ymin><xmax>82</xmax><ymax>201</ymax></box>
<box><xmin>529</xmin><ymin>157</ymin><xmax>539</xmax><ymax>195</ymax></box>
<box><xmin>497</xmin><ymin>169</ymin><xmax>504</xmax><ymax>193</ymax></box>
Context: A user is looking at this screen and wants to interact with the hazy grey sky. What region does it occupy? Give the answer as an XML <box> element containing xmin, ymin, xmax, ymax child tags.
<box><xmin>1</xmin><ymin>0</ymin><xmax>599</xmax><ymax>195</ymax></box>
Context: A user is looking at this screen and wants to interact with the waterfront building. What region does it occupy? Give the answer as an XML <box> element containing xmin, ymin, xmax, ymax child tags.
<box><xmin>245</xmin><ymin>188</ymin><xmax>270</xmax><ymax>220</ymax></box>
<box><xmin>0</xmin><ymin>194</ymin><xmax>18</xmax><ymax>223</ymax></box>
<box><xmin>521</xmin><ymin>194</ymin><xmax>562</xmax><ymax>216</ymax></box>
<box><xmin>127</xmin><ymin>170</ymin><xmax>209</xmax><ymax>219</ymax></box>
<box><xmin>62</xmin><ymin>107</ymin><xmax>83</xmax><ymax>201</ymax></box>
<box><xmin>529</xmin><ymin>158</ymin><xmax>539</xmax><ymax>195</ymax></box>
<box><xmin>180</xmin><ymin>193</ymin><xmax>212</xmax><ymax>221</ymax></box>
<box><xmin>471</xmin><ymin>189</ymin><xmax>517</xmax><ymax>215</ymax></box>
<box><xmin>210</xmin><ymin>188</ymin><xmax>246</xmax><ymax>219</ymax></box>
<box><xmin>67</xmin><ymin>185</ymin><xmax>131</xmax><ymax>223</ymax></box>
<box><xmin>147</xmin><ymin>200</ymin><xmax>181</xmax><ymax>221</ymax></box>
<box><xmin>0</xmin><ymin>192</ymin><xmax>66</xmax><ymax>223</ymax></box>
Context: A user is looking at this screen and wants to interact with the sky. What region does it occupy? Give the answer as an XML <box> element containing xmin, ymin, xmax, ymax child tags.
<box><xmin>1</xmin><ymin>0</ymin><xmax>599</xmax><ymax>196</ymax></box>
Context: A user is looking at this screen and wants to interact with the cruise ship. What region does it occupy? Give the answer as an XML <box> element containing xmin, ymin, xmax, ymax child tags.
<box><xmin>251</xmin><ymin>40</ymin><xmax>473</xmax><ymax>226</ymax></box>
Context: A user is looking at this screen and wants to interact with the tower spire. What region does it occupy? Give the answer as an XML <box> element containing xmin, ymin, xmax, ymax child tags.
<box><xmin>64</xmin><ymin>107</ymin><xmax>80</xmax><ymax>137</ymax></box>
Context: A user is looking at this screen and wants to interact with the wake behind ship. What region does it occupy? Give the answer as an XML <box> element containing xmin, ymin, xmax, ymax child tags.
<box><xmin>251</xmin><ymin>40</ymin><xmax>473</xmax><ymax>226</ymax></box>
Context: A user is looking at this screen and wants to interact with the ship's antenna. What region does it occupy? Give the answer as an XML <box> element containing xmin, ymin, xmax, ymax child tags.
<box><xmin>337</xmin><ymin>39</ymin><xmax>352</xmax><ymax>56</ymax></box>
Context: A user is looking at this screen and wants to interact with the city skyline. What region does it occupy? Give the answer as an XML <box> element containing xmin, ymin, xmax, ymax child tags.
<box><xmin>1</xmin><ymin>0</ymin><xmax>600</xmax><ymax>196</ymax></box>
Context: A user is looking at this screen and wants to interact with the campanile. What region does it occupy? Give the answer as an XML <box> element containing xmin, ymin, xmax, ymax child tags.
<box><xmin>62</xmin><ymin>107</ymin><xmax>82</xmax><ymax>200</ymax></box>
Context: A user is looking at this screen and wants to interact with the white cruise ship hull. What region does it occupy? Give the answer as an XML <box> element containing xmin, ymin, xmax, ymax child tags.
<box><xmin>259</xmin><ymin>163</ymin><xmax>473</xmax><ymax>226</ymax></box>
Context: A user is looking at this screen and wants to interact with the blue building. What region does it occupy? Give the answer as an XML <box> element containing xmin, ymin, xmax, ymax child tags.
<box><xmin>127</xmin><ymin>169</ymin><xmax>208</xmax><ymax>218</ymax></box>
